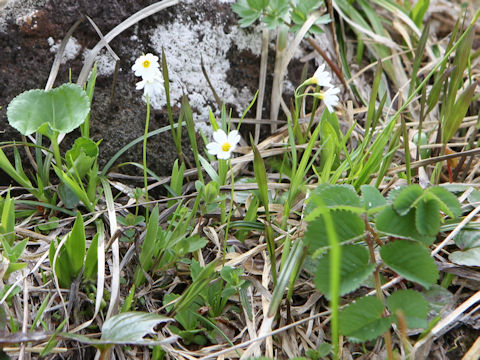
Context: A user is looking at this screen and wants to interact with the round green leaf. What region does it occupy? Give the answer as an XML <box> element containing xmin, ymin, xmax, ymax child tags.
<box><xmin>314</xmin><ymin>244</ymin><xmax>375</xmax><ymax>299</ymax></box>
<box><xmin>386</xmin><ymin>290</ymin><xmax>429</xmax><ymax>329</ymax></box>
<box><xmin>360</xmin><ymin>185</ymin><xmax>387</xmax><ymax>211</ymax></box>
<box><xmin>7</xmin><ymin>83</ymin><xmax>90</xmax><ymax>136</ymax></box>
<box><xmin>380</xmin><ymin>240</ymin><xmax>439</xmax><ymax>288</ymax></box>
<box><xmin>416</xmin><ymin>198</ymin><xmax>440</xmax><ymax>236</ymax></box>
<box><xmin>339</xmin><ymin>295</ymin><xmax>392</xmax><ymax>342</ymax></box>
<box><xmin>427</xmin><ymin>186</ymin><xmax>462</xmax><ymax>218</ymax></box>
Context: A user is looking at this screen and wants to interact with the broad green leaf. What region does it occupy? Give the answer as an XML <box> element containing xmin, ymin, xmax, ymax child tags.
<box><xmin>7</xmin><ymin>83</ymin><xmax>90</xmax><ymax>136</ymax></box>
<box><xmin>449</xmin><ymin>248</ymin><xmax>480</xmax><ymax>266</ymax></box>
<box><xmin>66</xmin><ymin>212</ymin><xmax>86</xmax><ymax>277</ymax></box>
<box><xmin>393</xmin><ymin>184</ymin><xmax>423</xmax><ymax>216</ymax></box>
<box><xmin>416</xmin><ymin>198</ymin><xmax>440</xmax><ymax>236</ymax></box>
<box><xmin>314</xmin><ymin>244</ymin><xmax>375</xmax><ymax>299</ymax></box>
<box><xmin>360</xmin><ymin>185</ymin><xmax>386</xmax><ymax>210</ymax></box>
<box><xmin>427</xmin><ymin>186</ymin><xmax>462</xmax><ymax>218</ymax></box>
<box><xmin>380</xmin><ymin>240</ymin><xmax>439</xmax><ymax>288</ymax></box>
<box><xmin>375</xmin><ymin>207</ymin><xmax>435</xmax><ymax>245</ymax></box>
<box><xmin>310</xmin><ymin>184</ymin><xmax>361</xmax><ymax>208</ymax></box>
<box><xmin>453</xmin><ymin>229</ymin><xmax>480</xmax><ymax>250</ymax></box>
<box><xmin>304</xmin><ymin>210</ymin><xmax>365</xmax><ymax>252</ymax></box>
<box><xmin>386</xmin><ymin>290</ymin><xmax>429</xmax><ymax>329</ymax></box>
<box><xmin>339</xmin><ymin>295</ymin><xmax>392</xmax><ymax>342</ymax></box>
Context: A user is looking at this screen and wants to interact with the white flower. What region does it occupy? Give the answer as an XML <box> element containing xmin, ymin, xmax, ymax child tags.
<box><xmin>132</xmin><ymin>53</ymin><xmax>160</xmax><ymax>79</ymax></box>
<box><xmin>316</xmin><ymin>86</ymin><xmax>340</xmax><ymax>113</ymax></box>
<box><xmin>136</xmin><ymin>69</ymin><xmax>164</xmax><ymax>97</ymax></box>
<box><xmin>206</xmin><ymin>129</ymin><xmax>241</xmax><ymax>160</ymax></box>
<box><xmin>310</xmin><ymin>64</ymin><xmax>333</xmax><ymax>87</ymax></box>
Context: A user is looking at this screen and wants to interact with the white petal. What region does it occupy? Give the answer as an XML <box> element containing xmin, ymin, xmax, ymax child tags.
<box><xmin>213</xmin><ymin>129</ymin><xmax>228</xmax><ymax>144</ymax></box>
<box><xmin>227</xmin><ymin>130</ymin><xmax>241</xmax><ymax>145</ymax></box>
<box><xmin>206</xmin><ymin>142</ymin><xmax>222</xmax><ymax>155</ymax></box>
<box><xmin>217</xmin><ymin>150</ymin><xmax>231</xmax><ymax>160</ymax></box>
<box><xmin>136</xmin><ymin>79</ymin><xmax>146</xmax><ymax>90</ymax></box>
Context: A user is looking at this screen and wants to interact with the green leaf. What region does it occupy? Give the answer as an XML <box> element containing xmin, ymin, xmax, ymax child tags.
<box><xmin>449</xmin><ymin>248</ymin><xmax>480</xmax><ymax>266</ymax></box>
<box><xmin>380</xmin><ymin>240</ymin><xmax>439</xmax><ymax>288</ymax></box>
<box><xmin>65</xmin><ymin>137</ymin><xmax>98</xmax><ymax>179</ymax></box>
<box><xmin>339</xmin><ymin>295</ymin><xmax>392</xmax><ymax>342</ymax></box>
<box><xmin>375</xmin><ymin>207</ymin><xmax>435</xmax><ymax>245</ymax></box>
<box><xmin>84</xmin><ymin>233</ymin><xmax>98</xmax><ymax>281</ymax></box>
<box><xmin>360</xmin><ymin>185</ymin><xmax>387</xmax><ymax>210</ymax></box>
<box><xmin>314</xmin><ymin>244</ymin><xmax>375</xmax><ymax>299</ymax></box>
<box><xmin>392</xmin><ymin>184</ymin><xmax>423</xmax><ymax>216</ymax></box>
<box><xmin>2</xmin><ymin>238</ymin><xmax>27</xmax><ymax>263</ymax></box>
<box><xmin>409</xmin><ymin>0</ymin><xmax>429</xmax><ymax>27</ymax></box>
<box><xmin>304</xmin><ymin>210</ymin><xmax>365</xmax><ymax>252</ymax></box>
<box><xmin>7</xmin><ymin>83</ymin><xmax>90</xmax><ymax>136</ymax></box>
<box><xmin>386</xmin><ymin>290</ymin><xmax>429</xmax><ymax>329</ymax></box>
<box><xmin>426</xmin><ymin>186</ymin><xmax>462</xmax><ymax>218</ymax></box>
<box><xmin>134</xmin><ymin>205</ymin><xmax>160</xmax><ymax>286</ymax></box>
<box><xmin>66</xmin><ymin>212</ymin><xmax>86</xmax><ymax>277</ymax></box>
<box><xmin>0</xmin><ymin>192</ymin><xmax>15</xmax><ymax>245</ymax></box>
<box><xmin>416</xmin><ymin>198</ymin><xmax>440</xmax><ymax>236</ymax></box>
<box><xmin>310</xmin><ymin>184</ymin><xmax>361</xmax><ymax>208</ymax></box>
<box><xmin>453</xmin><ymin>229</ymin><xmax>480</xmax><ymax>250</ymax></box>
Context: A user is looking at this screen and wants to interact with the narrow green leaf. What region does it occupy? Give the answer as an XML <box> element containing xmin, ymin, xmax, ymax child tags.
<box><xmin>0</xmin><ymin>192</ymin><xmax>15</xmax><ymax>245</ymax></box>
<box><xmin>339</xmin><ymin>295</ymin><xmax>392</xmax><ymax>342</ymax></box>
<box><xmin>386</xmin><ymin>289</ymin><xmax>429</xmax><ymax>329</ymax></box>
<box><xmin>380</xmin><ymin>240</ymin><xmax>439</xmax><ymax>288</ymax></box>
<box><xmin>314</xmin><ymin>244</ymin><xmax>375</xmax><ymax>299</ymax></box>
<box><xmin>84</xmin><ymin>233</ymin><xmax>99</xmax><ymax>281</ymax></box>
<box><xmin>134</xmin><ymin>205</ymin><xmax>159</xmax><ymax>286</ymax></box>
<box><xmin>66</xmin><ymin>212</ymin><xmax>86</xmax><ymax>277</ymax></box>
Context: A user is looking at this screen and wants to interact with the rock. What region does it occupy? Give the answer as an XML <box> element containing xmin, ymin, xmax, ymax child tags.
<box><xmin>0</xmin><ymin>0</ymin><xmax>303</xmax><ymax>185</ymax></box>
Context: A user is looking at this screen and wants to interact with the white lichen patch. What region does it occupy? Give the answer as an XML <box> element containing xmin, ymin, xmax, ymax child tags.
<box><xmin>47</xmin><ymin>36</ymin><xmax>82</xmax><ymax>64</ymax></box>
<box><xmin>82</xmin><ymin>48</ymin><xmax>118</xmax><ymax>77</ymax></box>
<box><xmin>147</xmin><ymin>20</ymin><xmax>260</xmax><ymax>128</ymax></box>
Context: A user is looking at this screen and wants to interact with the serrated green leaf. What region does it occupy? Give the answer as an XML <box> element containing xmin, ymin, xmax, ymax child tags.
<box><xmin>339</xmin><ymin>295</ymin><xmax>392</xmax><ymax>342</ymax></box>
<box><xmin>427</xmin><ymin>186</ymin><xmax>462</xmax><ymax>218</ymax></box>
<box><xmin>416</xmin><ymin>198</ymin><xmax>440</xmax><ymax>236</ymax></box>
<box><xmin>386</xmin><ymin>290</ymin><xmax>429</xmax><ymax>329</ymax></box>
<box><xmin>375</xmin><ymin>207</ymin><xmax>435</xmax><ymax>245</ymax></box>
<box><xmin>360</xmin><ymin>185</ymin><xmax>386</xmax><ymax>210</ymax></box>
<box><xmin>380</xmin><ymin>240</ymin><xmax>439</xmax><ymax>288</ymax></box>
<box><xmin>393</xmin><ymin>184</ymin><xmax>423</xmax><ymax>216</ymax></box>
<box><xmin>304</xmin><ymin>210</ymin><xmax>365</xmax><ymax>252</ymax></box>
<box><xmin>449</xmin><ymin>247</ymin><xmax>480</xmax><ymax>266</ymax></box>
<box><xmin>7</xmin><ymin>83</ymin><xmax>90</xmax><ymax>136</ymax></box>
<box><xmin>311</xmin><ymin>184</ymin><xmax>361</xmax><ymax>208</ymax></box>
<box><xmin>314</xmin><ymin>244</ymin><xmax>375</xmax><ymax>299</ymax></box>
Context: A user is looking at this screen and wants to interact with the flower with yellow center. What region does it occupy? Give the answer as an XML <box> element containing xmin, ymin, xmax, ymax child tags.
<box><xmin>206</xmin><ymin>129</ymin><xmax>241</xmax><ymax>160</ymax></box>
<box><xmin>132</xmin><ymin>53</ymin><xmax>160</xmax><ymax>79</ymax></box>
<box><xmin>313</xmin><ymin>86</ymin><xmax>340</xmax><ymax>113</ymax></box>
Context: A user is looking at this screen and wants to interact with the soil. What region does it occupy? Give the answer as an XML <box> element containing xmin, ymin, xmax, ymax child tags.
<box><xmin>0</xmin><ymin>0</ymin><xmax>284</xmax><ymax>185</ymax></box>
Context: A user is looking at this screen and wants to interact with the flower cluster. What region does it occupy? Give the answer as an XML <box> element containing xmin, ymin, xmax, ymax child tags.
<box><xmin>206</xmin><ymin>129</ymin><xmax>241</xmax><ymax>160</ymax></box>
<box><xmin>132</xmin><ymin>53</ymin><xmax>164</xmax><ymax>97</ymax></box>
<box><xmin>303</xmin><ymin>63</ymin><xmax>340</xmax><ymax>113</ymax></box>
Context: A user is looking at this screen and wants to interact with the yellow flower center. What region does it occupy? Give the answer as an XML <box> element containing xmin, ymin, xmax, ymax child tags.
<box><xmin>142</xmin><ymin>60</ymin><xmax>151</xmax><ymax>68</ymax></box>
<box><xmin>221</xmin><ymin>142</ymin><xmax>231</xmax><ymax>152</ymax></box>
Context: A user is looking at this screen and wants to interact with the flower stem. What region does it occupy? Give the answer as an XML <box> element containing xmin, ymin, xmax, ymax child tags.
<box><xmin>222</xmin><ymin>160</ymin><xmax>235</xmax><ymax>267</ymax></box>
<box><xmin>143</xmin><ymin>94</ymin><xmax>150</xmax><ymax>223</ymax></box>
